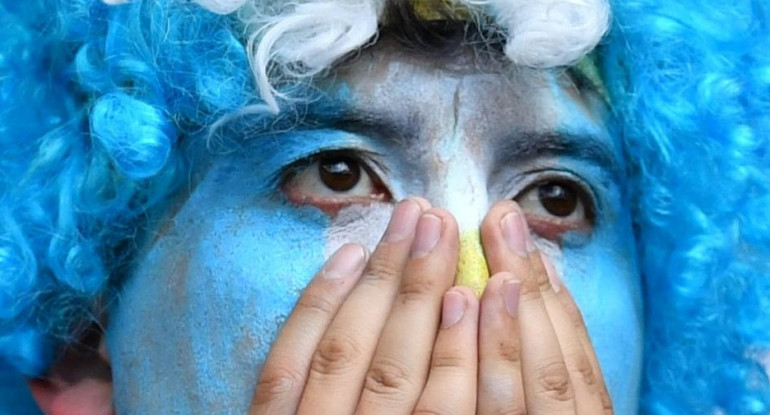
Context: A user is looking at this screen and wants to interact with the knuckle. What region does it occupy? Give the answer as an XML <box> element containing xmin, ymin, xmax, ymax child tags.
<box><xmin>601</xmin><ymin>388</ymin><xmax>615</xmax><ymax>413</ymax></box>
<box><xmin>496</xmin><ymin>340</ymin><xmax>521</xmax><ymax>364</ymax></box>
<box><xmin>430</xmin><ymin>352</ymin><xmax>466</xmax><ymax>370</ymax></box>
<box><xmin>296</xmin><ymin>291</ymin><xmax>337</xmax><ymax>316</ymax></box>
<box><xmin>479</xmin><ymin>340</ymin><xmax>521</xmax><ymax>368</ymax></box>
<box><xmin>255</xmin><ymin>366</ymin><xmax>302</xmax><ymax>402</ymax></box>
<box><xmin>533</xmin><ymin>361</ymin><xmax>574</xmax><ymax>402</ymax></box>
<box><xmin>364</xmin><ymin>357</ymin><xmax>414</xmax><ymax>399</ymax></box>
<box><xmin>310</xmin><ymin>332</ymin><xmax>361</xmax><ymax>376</ymax></box>
<box><xmin>574</xmin><ymin>354</ymin><xmax>597</xmax><ymax>388</ymax></box>
<box><xmin>518</xmin><ymin>287</ymin><xmax>542</xmax><ymax>304</ymax></box>
<box><xmin>364</xmin><ymin>255</ymin><xmax>402</xmax><ymax>284</ymax></box>
<box><xmin>398</xmin><ymin>275</ymin><xmax>437</xmax><ymax>304</ymax></box>
<box><xmin>536</xmin><ymin>272</ymin><xmax>553</xmax><ymax>293</ymax></box>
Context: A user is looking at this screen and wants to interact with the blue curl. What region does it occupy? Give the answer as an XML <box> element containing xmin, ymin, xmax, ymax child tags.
<box><xmin>90</xmin><ymin>93</ymin><xmax>176</xmax><ymax>179</ymax></box>
<box><xmin>603</xmin><ymin>0</ymin><xmax>770</xmax><ymax>413</ymax></box>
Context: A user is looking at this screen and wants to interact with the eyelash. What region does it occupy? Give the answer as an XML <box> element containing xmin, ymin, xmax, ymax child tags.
<box><xmin>516</xmin><ymin>170</ymin><xmax>599</xmax><ymax>219</ymax></box>
<box><xmin>280</xmin><ymin>150</ymin><xmax>602</xmax><ymax>242</ymax></box>
<box><xmin>280</xmin><ymin>149</ymin><xmax>388</xmax><ymax>186</ymax></box>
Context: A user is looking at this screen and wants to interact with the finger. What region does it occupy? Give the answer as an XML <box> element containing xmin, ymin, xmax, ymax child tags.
<box><xmin>409</xmin><ymin>196</ymin><xmax>432</xmax><ymax>212</ymax></box>
<box><xmin>526</xmin><ymin>252</ymin><xmax>605</xmax><ymax>415</ymax></box>
<box><xmin>356</xmin><ymin>208</ymin><xmax>460</xmax><ymax>414</ymax></box>
<box><xmin>477</xmin><ymin>272</ymin><xmax>525</xmax><ymax>415</ymax></box>
<box><xmin>542</xmin><ymin>256</ymin><xmax>614</xmax><ymax>414</ymax></box>
<box><xmin>250</xmin><ymin>243</ymin><xmax>368</xmax><ymax>415</ymax></box>
<box><xmin>297</xmin><ymin>199</ymin><xmax>423</xmax><ymax>415</ymax></box>
<box><xmin>414</xmin><ymin>286</ymin><xmax>479</xmax><ymax>415</ymax></box>
<box><xmin>481</xmin><ymin>200</ymin><xmax>576</xmax><ymax>414</ymax></box>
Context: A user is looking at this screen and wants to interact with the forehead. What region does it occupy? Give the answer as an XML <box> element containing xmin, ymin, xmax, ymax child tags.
<box><xmin>299</xmin><ymin>37</ymin><xmax>621</xmax><ymax>184</ymax></box>
<box><xmin>321</xmin><ymin>35</ymin><xmax>600</xmax><ymax>128</ymax></box>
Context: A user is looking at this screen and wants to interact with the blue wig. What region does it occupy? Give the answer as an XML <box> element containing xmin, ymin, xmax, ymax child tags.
<box><xmin>602</xmin><ymin>1</ymin><xmax>770</xmax><ymax>413</ymax></box>
<box><xmin>0</xmin><ymin>0</ymin><xmax>768</xmax><ymax>414</ymax></box>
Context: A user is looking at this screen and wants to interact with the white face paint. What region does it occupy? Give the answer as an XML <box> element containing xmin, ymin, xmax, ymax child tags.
<box><xmin>108</xmin><ymin>35</ymin><xmax>642</xmax><ymax>415</ymax></box>
<box><xmin>302</xmin><ymin>38</ymin><xmax>644</xmax><ymax>413</ymax></box>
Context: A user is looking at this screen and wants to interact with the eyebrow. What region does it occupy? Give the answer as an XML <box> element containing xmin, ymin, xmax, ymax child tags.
<box><xmin>299</xmin><ymin>108</ymin><xmax>419</xmax><ymax>146</ymax></box>
<box><xmin>298</xmin><ymin>106</ymin><xmax>621</xmax><ymax>179</ymax></box>
<box><xmin>494</xmin><ymin>131</ymin><xmax>622</xmax><ymax>179</ymax></box>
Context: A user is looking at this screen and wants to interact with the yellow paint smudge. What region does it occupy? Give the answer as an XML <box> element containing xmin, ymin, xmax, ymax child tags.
<box><xmin>455</xmin><ymin>230</ymin><xmax>490</xmax><ymax>297</ymax></box>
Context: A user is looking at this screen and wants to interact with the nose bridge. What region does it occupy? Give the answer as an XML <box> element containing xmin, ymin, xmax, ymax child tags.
<box><xmin>429</xmin><ymin>143</ymin><xmax>490</xmax><ymax>296</ymax></box>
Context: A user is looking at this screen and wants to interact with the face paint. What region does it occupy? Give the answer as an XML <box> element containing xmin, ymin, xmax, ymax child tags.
<box><xmin>109</xmin><ymin>35</ymin><xmax>642</xmax><ymax>415</ymax></box>
<box><xmin>556</xmin><ymin>82</ymin><xmax>642</xmax><ymax>415</ymax></box>
<box><xmin>456</xmin><ymin>230</ymin><xmax>490</xmax><ymax>296</ymax></box>
<box><xmin>107</xmin><ymin>136</ymin><xmax>332</xmax><ymax>414</ymax></box>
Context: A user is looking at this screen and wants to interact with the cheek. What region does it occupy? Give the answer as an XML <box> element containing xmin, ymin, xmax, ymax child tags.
<box><xmin>325</xmin><ymin>203</ymin><xmax>393</xmax><ymax>257</ymax></box>
<box><xmin>555</xmin><ymin>225</ymin><xmax>643</xmax><ymax>415</ymax></box>
<box><xmin>107</xmin><ymin>198</ymin><xmax>328</xmax><ymax>414</ymax></box>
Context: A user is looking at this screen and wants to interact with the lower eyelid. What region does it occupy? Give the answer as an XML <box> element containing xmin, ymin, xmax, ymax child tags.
<box><xmin>283</xmin><ymin>190</ymin><xmax>388</xmax><ymax>216</ymax></box>
<box><xmin>526</xmin><ymin>214</ymin><xmax>592</xmax><ymax>244</ymax></box>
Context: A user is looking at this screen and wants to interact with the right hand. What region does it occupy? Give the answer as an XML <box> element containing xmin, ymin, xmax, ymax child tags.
<box><xmin>249</xmin><ymin>198</ymin><xmax>479</xmax><ymax>415</ymax></box>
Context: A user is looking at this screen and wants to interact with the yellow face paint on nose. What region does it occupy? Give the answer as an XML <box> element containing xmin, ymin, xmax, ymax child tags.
<box><xmin>455</xmin><ymin>230</ymin><xmax>490</xmax><ymax>297</ymax></box>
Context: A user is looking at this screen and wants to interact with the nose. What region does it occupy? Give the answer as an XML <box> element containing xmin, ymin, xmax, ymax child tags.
<box><xmin>426</xmin><ymin>151</ymin><xmax>491</xmax><ymax>296</ymax></box>
<box><xmin>456</xmin><ymin>229</ymin><xmax>490</xmax><ymax>296</ymax></box>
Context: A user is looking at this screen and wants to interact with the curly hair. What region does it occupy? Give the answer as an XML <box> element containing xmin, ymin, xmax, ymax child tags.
<box><xmin>0</xmin><ymin>0</ymin><xmax>768</xmax><ymax>414</ymax></box>
<box><xmin>602</xmin><ymin>1</ymin><xmax>770</xmax><ymax>412</ymax></box>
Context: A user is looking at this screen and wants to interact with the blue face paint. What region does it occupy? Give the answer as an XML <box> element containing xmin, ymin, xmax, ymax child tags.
<box><xmin>107</xmin><ymin>136</ymin><xmax>332</xmax><ymax>414</ymax></box>
<box><xmin>108</xmin><ymin>39</ymin><xmax>643</xmax><ymax>415</ymax></box>
<box><xmin>547</xmin><ymin>76</ymin><xmax>643</xmax><ymax>414</ymax></box>
<box><xmin>558</xmin><ymin>195</ymin><xmax>643</xmax><ymax>415</ymax></box>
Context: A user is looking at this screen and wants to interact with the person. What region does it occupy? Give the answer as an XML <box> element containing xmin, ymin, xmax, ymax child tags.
<box><xmin>0</xmin><ymin>0</ymin><xmax>767</xmax><ymax>414</ymax></box>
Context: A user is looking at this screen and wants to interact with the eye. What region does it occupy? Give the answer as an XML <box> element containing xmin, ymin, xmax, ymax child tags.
<box><xmin>514</xmin><ymin>179</ymin><xmax>594</xmax><ymax>241</ymax></box>
<box><xmin>319</xmin><ymin>156</ymin><xmax>362</xmax><ymax>191</ymax></box>
<box><xmin>282</xmin><ymin>151</ymin><xmax>392</xmax><ymax>214</ymax></box>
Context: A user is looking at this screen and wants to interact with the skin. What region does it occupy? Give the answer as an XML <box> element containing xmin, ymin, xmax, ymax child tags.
<box><xmin>106</xmin><ymin>36</ymin><xmax>643</xmax><ymax>414</ymax></box>
<box><xmin>251</xmin><ymin>198</ymin><xmax>614</xmax><ymax>415</ymax></box>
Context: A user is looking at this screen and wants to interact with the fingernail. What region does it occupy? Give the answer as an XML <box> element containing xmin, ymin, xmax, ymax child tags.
<box><xmin>501</xmin><ymin>211</ymin><xmax>528</xmax><ymax>257</ymax></box>
<box><xmin>540</xmin><ymin>253</ymin><xmax>563</xmax><ymax>293</ymax></box>
<box><xmin>410</xmin><ymin>214</ymin><xmax>443</xmax><ymax>258</ymax></box>
<box><xmin>385</xmin><ymin>199</ymin><xmax>422</xmax><ymax>243</ymax></box>
<box><xmin>323</xmin><ymin>244</ymin><xmax>367</xmax><ymax>280</ymax></box>
<box><xmin>502</xmin><ymin>280</ymin><xmax>522</xmax><ymax>318</ymax></box>
<box><xmin>441</xmin><ymin>290</ymin><xmax>466</xmax><ymax>328</ymax></box>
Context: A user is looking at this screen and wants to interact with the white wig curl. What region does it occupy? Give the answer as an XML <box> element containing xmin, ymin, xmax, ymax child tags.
<box><xmin>192</xmin><ymin>0</ymin><xmax>609</xmax><ymax>111</ymax></box>
<box><xmin>194</xmin><ymin>0</ymin><xmax>251</xmax><ymax>15</ymax></box>
<box><xmin>241</xmin><ymin>0</ymin><xmax>386</xmax><ymax>111</ymax></box>
<box><xmin>461</xmin><ymin>0</ymin><xmax>610</xmax><ymax>67</ymax></box>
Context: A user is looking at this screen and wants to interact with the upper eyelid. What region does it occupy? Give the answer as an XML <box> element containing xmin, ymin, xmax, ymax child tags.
<box><xmin>514</xmin><ymin>169</ymin><xmax>601</xmax><ymax>214</ymax></box>
<box><xmin>277</xmin><ymin>148</ymin><xmax>390</xmax><ymax>188</ymax></box>
<box><xmin>518</xmin><ymin>168</ymin><xmax>595</xmax><ymax>193</ymax></box>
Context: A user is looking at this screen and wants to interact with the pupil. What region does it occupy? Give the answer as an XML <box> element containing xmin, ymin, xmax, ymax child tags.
<box><xmin>319</xmin><ymin>156</ymin><xmax>361</xmax><ymax>192</ymax></box>
<box><xmin>538</xmin><ymin>182</ymin><xmax>578</xmax><ymax>217</ymax></box>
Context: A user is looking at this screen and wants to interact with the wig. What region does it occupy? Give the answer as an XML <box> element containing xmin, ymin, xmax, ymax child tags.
<box><xmin>0</xmin><ymin>0</ymin><xmax>768</xmax><ymax>414</ymax></box>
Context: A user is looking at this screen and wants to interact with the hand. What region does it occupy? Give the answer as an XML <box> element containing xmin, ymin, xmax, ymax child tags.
<box><xmin>476</xmin><ymin>200</ymin><xmax>614</xmax><ymax>415</ymax></box>
<box><xmin>249</xmin><ymin>198</ymin><xmax>479</xmax><ymax>415</ymax></box>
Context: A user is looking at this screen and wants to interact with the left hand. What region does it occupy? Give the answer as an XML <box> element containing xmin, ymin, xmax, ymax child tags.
<box><xmin>476</xmin><ymin>200</ymin><xmax>614</xmax><ymax>415</ymax></box>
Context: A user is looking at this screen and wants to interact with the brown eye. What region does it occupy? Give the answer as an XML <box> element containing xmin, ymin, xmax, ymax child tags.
<box><xmin>319</xmin><ymin>156</ymin><xmax>362</xmax><ymax>192</ymax></box>
<box><xmin>515</xmin><ymin>178</ymin><xmax>594</xmax><ymax>240</ymax></box>
<box><xmin>283</xmin><ymin>150</ymin><xmax>392</xmax><ymax>215</ymax></box>
<box><xmin>538</xmin><ymin>182</ymin><xmax>578</xmax><ymax>217</ymax></box>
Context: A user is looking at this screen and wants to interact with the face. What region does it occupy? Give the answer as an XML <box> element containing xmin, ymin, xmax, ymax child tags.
<box><xmin>107</xmin><ymin>38</ymin><xmax>643</xmax><ymax>414</ymax></box>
